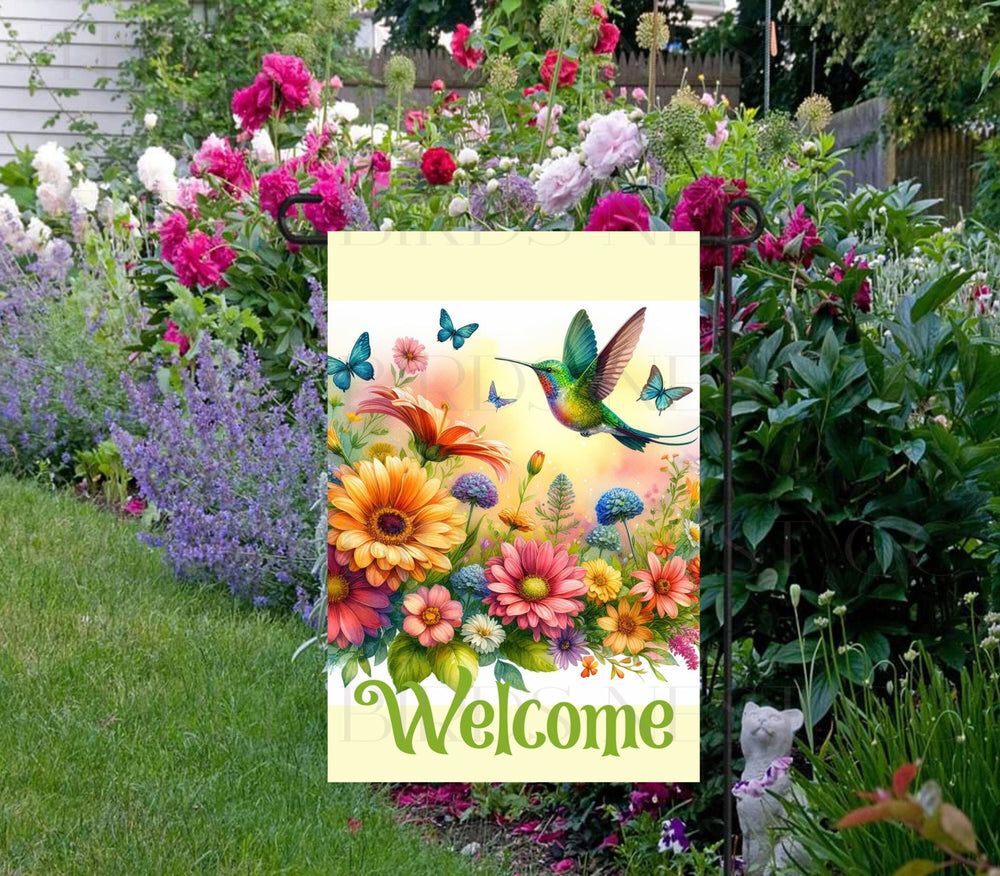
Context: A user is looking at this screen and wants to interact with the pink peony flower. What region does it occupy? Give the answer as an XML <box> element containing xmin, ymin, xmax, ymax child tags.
<box><xmin>450</xmin><ymin>24</ymin><xmax>484</xmax><ymax>70</ymax></box>
<box><xmin>483</xmin><ymin>537</ymin><xmax>587</xmax><ymax>641</ymax></box>
<box><xmin>330</xmin><ymin>75</ymin><xmax>344</xmax><ymax>89</ymax></box>
<box><xmin>584</xmin><ymin>191</ymin><xmax>650</xmax><ymax>232</ymax></box>
<box><xmin>826</xmin><ymin>245</ymin><xmax>871</xmax><ymax>313</ymax></box>
<box><xmin>191</xmin><ymin>135</ymin><xmax>253</xmax><ymax>198</ymax></box>
<box><xmin>175</xmin><ymin>176</ymin><xmax>213</xmax><ymax>213</ymax></box>
<box><xmin>594</xmin><ymin>21</ymin><xmax>620</xmax><ymax>54</ymax></box>
<box><xmin>123</xmin><ymin>496</ymin><xmax>147</xmax><ymax>515</ymax></box>
<box><xmin>157</xmin><ymin>211</ymin><xmax>189</xmax><ymax>262</ymax></box>
<box><xmin>327</xmin><ymin>549</ymin><xmax>392</xmax><ymax>649</ymax></box>
<box><xmin>582</xmin><ymin>109</ymin><xmax>643</xmax><ymax>179</ymax></box>
<box><xmin>591</xmin><ymin>3</ymin><xmax>607</xmax><ymax>19</ymax></box>
<box><xmin>431</xmin><ymin>78</ymin><xmax>445</xmax><ymax>92</ymax></box>
<box><xmin>258</xmin><ymin>167</ymin><xmax>299</xmax><ymax>221</ymax></box>
<box><xmin>700</xmin><ymin>92</ymin><xmax>716</xmax><ymax>108</ymax></box>
<box><xmin>171</xmin><ymin>231</ymin><xmax>236</xmax><ymax>289</ymax></box>
<box><xmin>304</xmin><ymin>164</ymin><xmax>351</xmax><ymax>233</ymax></box>
<box><xmin>162</xmin><ymin>320</ymin><xmax>191</xmax><ymax>356</ymax></box>
<box><xmin>232</xmin><ymin>53</ymin><xmax>317</xmax><ymax>133</ymax></box>
<box><xmin>405</xmin><ymin>110</ymin><xmax>427</xmax><ymax>133</ymax></box>
<box><xmin>672</xmin><ymin>175</ymin><xmax>750</xmax><ymax>293</ymax></box>
<box><xmin>392</xmin><ymin>336</ymin><xmax>429</xmax><ymax>375</ymax></box>
<box><xmin>632</xmin><ymin>87</ymin><xmax>647</xmax><ymax>102</ymax></box>
<box><xmin>757</xmin><ymin>203</ymin><xmax>821</xmax><ymax>267</ymax></box>
<box><xmin>402</xmin><ymin>584</ymin><xmax>463</xmax><ymax>647</ymax></box>
<box><xmin>705</xmin><ymin>118</ymin><xmax>729</xmax><ymax>148</ymax></box>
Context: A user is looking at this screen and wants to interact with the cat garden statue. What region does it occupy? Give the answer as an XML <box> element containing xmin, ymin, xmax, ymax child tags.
<box><xmin>734</xmin><ymin>702</ymin><xmax>811</xmax><ymax>875</ymax></box>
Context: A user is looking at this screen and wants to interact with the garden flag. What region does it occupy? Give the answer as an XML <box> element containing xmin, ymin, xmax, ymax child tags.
<box><xmin>326</xmin><ymin>232</ymin><xmax>701</xmax><ymax>781</ymax></box>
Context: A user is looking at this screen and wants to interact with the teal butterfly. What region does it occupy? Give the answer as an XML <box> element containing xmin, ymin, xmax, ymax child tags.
<box><xmin>437</xmin><ymin>308</ymin><xmax>479</xmax><ymax>349</ymax></box>
<box><xmin>638</xmin><ymin>365</ymin><xmax>692</xmax><ymax>415</ymax></box>
<box><xmin>328</xmin><ymin>332</ymin><xmax>374</xmax><ymax>391</ymax></box>
<box><xmin>486</xmin><ymin>381</ymin><xmax>516</xmax><ymax>409</ymax></box>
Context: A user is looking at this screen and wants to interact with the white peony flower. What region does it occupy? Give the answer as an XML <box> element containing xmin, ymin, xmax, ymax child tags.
<box><xmin>250</xmin><ymin>128</ymin><xmax>276</xmax><ymax>163</ymax></box>
<box><xmin>331</xmin><ymin>100</ymin><xmax>360</xmax><ymax>122</ymax></box>
<box><xmin>348</xmin><ymin>124</ymin><xmax>390</xmax><ymax>146</ymax></box>
<box><xmin>36</xmin><ymin>181</ymin><xmax>72</xmax><ymax>216</ymax></box>
<box><xmin>448</xmin><ymin>195</ymin><xmax>469</xmax><ymax>217</ymax></box>
<box><xmin>70</xmin><ymin>179</ymin><xmax>99</xmax><ymax>212</ymax></box>
<box><xmin>485</xmin><ymin>178</ymin><xmax>500</xmax><ymax>194</ymax></box>
<box><xmin>0</xmin><ymin>193</ymin><xmax>25</xmax><ymax>251</ymax></box>
<box><xmin>136</xmin><ymin>146</ymin><xmax>178</xmax><ymax>202</ymax></box>
<box><xmin>582</xmin><ymin>110</ymin><xmax>644</xmax><ymax>180</ymax></box>
<box><xmin>379</xmin><ymin>217</ymin><xmax>395</xmax><ymax>231</ymax></box>
<box><xmin>24</xmin><ymin>216</ymin><xmax>52</xmax><ymax>253</ymax></box>
<box><xmin>533</xmin><ymin>153</ymin><xmax>593</xmax><ymax>214</ymax></box>
<box><xmin>32</xmin><ymin>141</ymin><xmax>71</xmax><ymax>186</ymax></box>
<box><xmin>144</xmin><ymin>111</ymin><xmax>159</xmax><ymax>130</ymax></box>
<box><xmin>457</xmin><ymin>147</ymin><xmax>479</xmax><ymax>167</ymax></box>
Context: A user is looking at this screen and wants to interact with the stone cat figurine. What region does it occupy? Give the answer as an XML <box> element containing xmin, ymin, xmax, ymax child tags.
<box><xmin>735</xmin><ymin>702</ymin><xmax>811</xmax><ymax>875</ymax></box>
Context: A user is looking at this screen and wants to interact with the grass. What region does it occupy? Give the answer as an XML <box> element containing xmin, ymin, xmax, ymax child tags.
<box><xmin>0</xmin><ymin>476</ymin><xmax>488</xmax><ymax>875</ymax></box>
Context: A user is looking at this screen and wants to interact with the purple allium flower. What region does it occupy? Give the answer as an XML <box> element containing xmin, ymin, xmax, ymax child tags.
<box><xmin>469</xmin><ymin>167</ymin><xmax>537</xmax><ymax>225</ymax></box>
<box><xmin>547</xmin><ymin>625</ymin><xmax>587</xmax><ymax>670</ymax></box>
<box><xmin>658</xmin><ymin>817</ymin><xmax>690</xmax><ymax>854</ymax></box>
<box><xmin>450</xmin><ymin>471</ymin><xmax>499</xmax><ymax>508</ymax></box>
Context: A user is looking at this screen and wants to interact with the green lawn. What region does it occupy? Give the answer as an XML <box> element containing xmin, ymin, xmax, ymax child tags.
<box><xmin>0</xmin><ymin>476</ymin><xmax>486</xmax><ymax>875</ymax></box>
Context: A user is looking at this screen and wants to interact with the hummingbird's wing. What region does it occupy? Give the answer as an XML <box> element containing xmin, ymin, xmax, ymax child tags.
<box><xmin>578</xmin><ymin>307</ymin><xmax>646</xmax><ymax>401</ymax></box>
<box><xmin>562</xmin><ymin>309</ymin><xmax>598</xmax><ymax>380</ymax></box>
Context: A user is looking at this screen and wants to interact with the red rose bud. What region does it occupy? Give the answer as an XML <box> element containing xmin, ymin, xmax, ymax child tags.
<box><xmin>528</xmin><ymin>450</ymin><xmax>545</xmax><ymax>476</ymax></box>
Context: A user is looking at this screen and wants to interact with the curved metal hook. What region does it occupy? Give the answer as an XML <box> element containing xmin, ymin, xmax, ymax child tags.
<box><xmin>701</xmin><ymin>196</ymin><xmax>767</xmax><ymax>247</ymax></box>
<box><xmin>276</xmin><ymin>194</ymin><xmax>327</xmax><ymax>246</ymax></box>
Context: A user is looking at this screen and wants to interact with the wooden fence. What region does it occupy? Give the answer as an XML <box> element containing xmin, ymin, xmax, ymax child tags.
<box><xmin>829</xmin><ymin>97</ymin><xmax>980</xmax><ymax>222</ymax></box>
<box><xmin>341</xmin><ymin>49</ymin><xmax>741</xmax><ymax>114</ymax></box>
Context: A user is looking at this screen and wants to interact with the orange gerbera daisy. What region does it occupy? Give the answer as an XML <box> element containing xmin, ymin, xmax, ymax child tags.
<box><xmin>687</xmin><ymin>555</ymin><xmax>700</xmax><ymax>587</ymax></box>
<box><xmin>629</xmin><ymin>551</ymin><xmax>697</xmax><ymax>618</ymax></box>
<box><xmin>498</xmin><ymin>507</ymin><xmax>535</xmax><ymax>532</ymax></box>
<box><xmin>597</xmin><ymin>599</ymin><xmax>655</xmax><ymax>655</ymax></box>
<box><xmin>327</xmin><ymin>455</ymin><xmax>465</xmax><ymax>590</ymax></box>
<box><xmin>356</xmin><ymin>385</ymin><xmax>513</xmax><ymax>481</ymax></box>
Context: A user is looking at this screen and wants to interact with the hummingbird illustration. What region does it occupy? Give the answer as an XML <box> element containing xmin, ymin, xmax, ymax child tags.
<box><xmin>496</xmin><ymin>307</ymin><xmax>698</xmax><ymax>451</ymax></box>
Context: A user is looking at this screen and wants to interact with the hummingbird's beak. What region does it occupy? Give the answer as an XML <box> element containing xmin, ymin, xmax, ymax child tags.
<box><xmin>495</xmin><ymin>356</ymin><xmax>534</xmax><ymax>369</ymax></box>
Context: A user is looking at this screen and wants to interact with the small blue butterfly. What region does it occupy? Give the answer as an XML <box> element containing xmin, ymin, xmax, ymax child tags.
<box><xmin>638</xmin><ymin>365</ymin><xmax>692</xmax><ymax>415</ymax></box>
<box><xmin>486</xmin><ymin>381</ymin><xmax>516</xmax><ymax>410</ymax></box>
<box><xmin>437</xmin><ymin>308</ymin><xmax>479</xmax><ymax>349</ymax></box>
<box><xmin>328</xmin><ymin>332</ymin><xmax>374</xmax><ymax>391</ymax></box>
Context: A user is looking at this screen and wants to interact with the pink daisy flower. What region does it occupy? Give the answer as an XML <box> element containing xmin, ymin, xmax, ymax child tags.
<box><xmin>402</xmin><ymin>584</ymin><xmax>463</xmax><ymax>647</ymax></box>
<box><xmin>629</xmin><ymin>551</ymin><xmax>696</xmax><ymax>618</ymax></box>
<box><xmin>392</xmin><ymin>336</ymin><xmax>429</xmax><ymax>375</ymax></box>
<box><xmin>484</xmin><ymin>537</ymin><xmax>587</xmax><ymax>641</ymax></box>
<box><xmin>327</xmin><ymin>550</ymin><xmax>392</xmax><ymax>649</ymax></box>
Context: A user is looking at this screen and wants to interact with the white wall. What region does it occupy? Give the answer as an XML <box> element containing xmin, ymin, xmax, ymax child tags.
<box><xmin>0</xmin><ymin>0</ymin><xmax>137</xmax><ymax>163</ymax></box>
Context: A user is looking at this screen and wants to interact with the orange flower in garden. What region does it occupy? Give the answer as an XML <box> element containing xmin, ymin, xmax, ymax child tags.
<box><xmin>498</xmin><ymin>507</ymin><xmax>535</xmax><ymax>532</ymax></box>
<box><xmin>687</xmin><ymin>555</ymin><xmax>700</xmax><ymax>587</ymax></box>
<box><xmin>356</xmin><ymin>385</ymin><xmax>513</xmax><ymax>481</ymax></box>
<box><xmin>685</xmin><ymin>475</ymin><xmax>699</xmax><ymax>504</ymax></box>
<box><xmin>630</xmin><ymin>551</ymin><xmax>697</xmax><ymax>618</ymax></box>
<box><xmin>597</xmin><ymin>599</ymin><xmax>655</xmax><ymax>655</ymax></box>
<box><xmin>581</xmin><ymin>655</ymin><xmax>599</xmax><ymax>678</ymax></box>
<box><xmin>653</xmin><ymin>539</ymin><xmax>676</xmax><ymax>558</ymax></box>
<box><xmin>328</xmin><ymin>455</ymin><xmax>465</xmax><ymax>590</ymax></box>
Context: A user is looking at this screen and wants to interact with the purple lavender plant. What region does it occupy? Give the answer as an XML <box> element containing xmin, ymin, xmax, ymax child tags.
<box><xmin>113</xmin><ymin>342</ymin><xmax>324</xmax><ymax>605</ymax></box>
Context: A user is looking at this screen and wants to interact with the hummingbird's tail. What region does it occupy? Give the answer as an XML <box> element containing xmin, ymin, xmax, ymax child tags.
<box><xmin>612</xmin><ymin>423</ymin><xmax>699</xmax><ymax>451</ymax></box>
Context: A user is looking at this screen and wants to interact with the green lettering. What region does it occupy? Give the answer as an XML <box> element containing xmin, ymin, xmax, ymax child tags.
<box><xmin>581</xmin><ymin>704</ymin><xmax>639</xmax><ymax>757</ymax></box>
<box><xmin>547</xmin><ymin>701</ymin><xmax>581</xmax><ymax>750</ymax></box>
<box><xmin>459</xmin><ymin>700</ymin><xmax>495</xmax><ymax>750</ymax></box>
<box><xmin>495</xmin><ymin>682</ymin><xmax>512</xmax><ymax>755</ymax></box>
<box><xmin>512</xmin><ymin>699</ymin><xmax>544</xmax><ymax>749</ymax></box>
<box><xmin>355</xmin><ymin>668</ymin><xmax>472</xmax><ymax>755</ymax></box>
<box><xmin>639</xmin><ymin>701</ymin><xmax>674</xmax><ymax>748</ymax></box>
